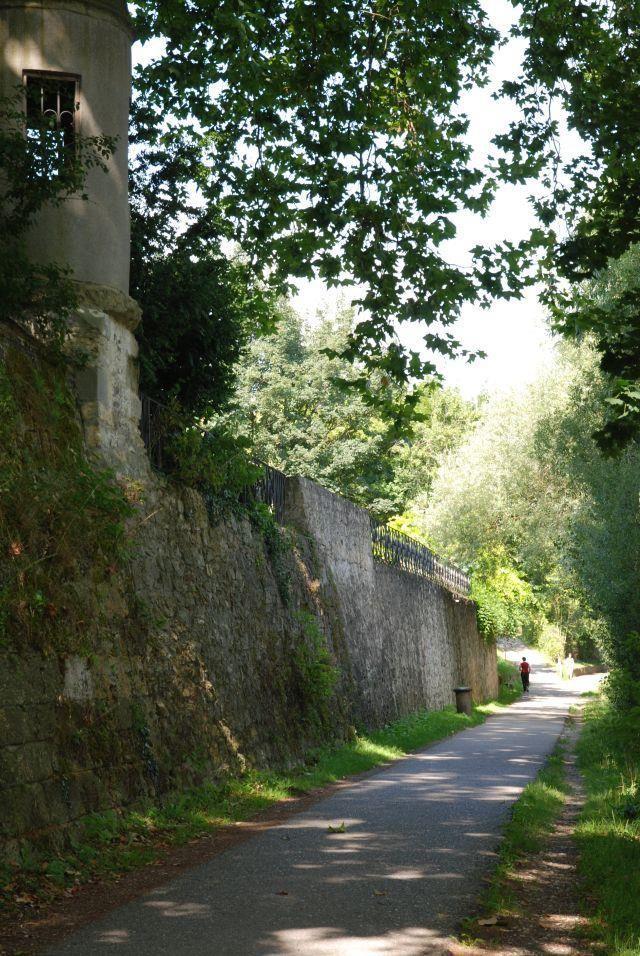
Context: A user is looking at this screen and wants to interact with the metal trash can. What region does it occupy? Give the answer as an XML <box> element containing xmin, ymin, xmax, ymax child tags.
<box><xmin>453</xmin><ymin>686</ymin><xmax>472</xmax><ymax>716</ymax></box>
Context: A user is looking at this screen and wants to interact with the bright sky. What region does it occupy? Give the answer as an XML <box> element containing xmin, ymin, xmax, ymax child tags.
<box><xmin>420</xmin><ymin>0</ymin><xmax>556</xmax><ymax>397</ymax></box>
<box><xmin>292</xmin><ymin>0</ymin><xmax>560</xmax><ymax>398</ymax></box>
<box><xmin>132</xmin><ymin>0</ymin><xmax>568</xmax><ymax>400</ymax></box>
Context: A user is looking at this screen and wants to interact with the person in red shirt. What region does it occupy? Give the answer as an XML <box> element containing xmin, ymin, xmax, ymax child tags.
<box><xmin>519</xmin><ymin>657</ymin><xmax>531</xmax><ymax>692</ymax></box>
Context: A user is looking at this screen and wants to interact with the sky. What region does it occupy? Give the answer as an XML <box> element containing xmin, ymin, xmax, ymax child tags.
<box><xmin>414</xmin><ymin>0</ymin><xmax>557</xmax><ymax>398</ymax></box>
<box><xmin>132</xmin><ymin>0</ymin><xmax>567</xmax><ymax>400</ymax></box>
<box><xmin>291</xmin><ymin>0</ymin><xmax>560</xmax><ymax>399</ymax></box>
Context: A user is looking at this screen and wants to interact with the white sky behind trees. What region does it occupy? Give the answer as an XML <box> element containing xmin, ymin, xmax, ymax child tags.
<box><xmin>292</xmin><ymin>0</ymin><xmax>559</xmax><ymax>399</ymax></box>
<box><xmin>133</xmin><ymin>0</ymin><xmax>571</xmax><ymax>399</ymax></box>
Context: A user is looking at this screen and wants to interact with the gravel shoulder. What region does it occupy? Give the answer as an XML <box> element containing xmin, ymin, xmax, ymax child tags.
<box><xmin>448</xmin><ymin>710</ymin><xmax>604</xmax><ymax>956</ymax></box>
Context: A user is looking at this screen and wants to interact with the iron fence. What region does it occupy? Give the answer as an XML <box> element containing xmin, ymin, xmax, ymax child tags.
<box><xmin>140</xmin><ymin>393</ymin><xmax>166</xmax><ymax>471</ymax></box>
<box><xmin>139</xmin><ymin>394</ymin><xmax>468</xmax><ymax>596</ymax></box>
<box><xmin>250</xmin><ymin>461</ymin><xmax>287</xmax><ymax>525</ymax></box>
<box><xmin>370</xmin><ymin>520</ymin><xmax>470</xmax><ymax>597</ymax></box>
<box><xmin>139</xmin><ymin>394</ymin><xmax>286</xmax><ymax>522</ymax></box>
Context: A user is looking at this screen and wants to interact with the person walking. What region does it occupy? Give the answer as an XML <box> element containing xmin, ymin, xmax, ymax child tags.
<box><xmin>565</xmin><ymin>653</ymin><xmax>575</xmax><ymax>680</ymax></box>
<box><xmin>519</xmin><ymin>656</ymin><xmax>531</xmax><ymax>693</ymax></box>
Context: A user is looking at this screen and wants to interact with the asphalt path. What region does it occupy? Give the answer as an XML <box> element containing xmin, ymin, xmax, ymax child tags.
<box><xmin>49</xmin><ymin>652</ymin><xmax>602</xmax><ymax>956</ymax></box>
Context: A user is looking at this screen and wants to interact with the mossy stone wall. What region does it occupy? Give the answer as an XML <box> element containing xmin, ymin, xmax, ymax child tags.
<box><xmin>0</xmin><ymin>327</ymin><xmax>351</xmax><ymax>862</ymax></box>
<box><xmin>0</xmin><ymin>325</ymin><xmax>496</xmax><ymax>865</ymax></box>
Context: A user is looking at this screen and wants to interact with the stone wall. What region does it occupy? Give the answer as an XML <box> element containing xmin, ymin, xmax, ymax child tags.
<box><xmin>285</xmin><ymin>477</ymin><xmax>498</xmax><ymax>727</ymax></box>
<box><xmin>0</xmin><ymin>324</ymin><xmax>348</xmax><ymax>860</ymax></box>
<box><xmin>0</xmin><ymin>335</ymin><xmax>496</xmax><ymax>861</ymax></box>
<box><xmin>0</xmin><ymin>477</ymin><xmax>353</xmax><ymax>862</ymax></box>
<box><xmin>70</xmin><ymin>284</ymin><xmax>148</xmax><ymax>479</ymax></box>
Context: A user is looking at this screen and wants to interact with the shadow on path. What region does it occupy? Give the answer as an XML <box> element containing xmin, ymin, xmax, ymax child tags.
<box><xmin>47</xmin><ymin>663</ymin><xmax>603</xmax><ymax>956</ymax></box>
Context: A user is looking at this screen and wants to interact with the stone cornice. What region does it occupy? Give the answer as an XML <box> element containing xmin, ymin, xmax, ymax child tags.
<box><xmin>74</xmin><ymin>282</ymin><xmax>142</xmax><ymax>331</ymax></box>
<box><xmin>0</xmin><ymin>0</ymin><xmax>134</xmax><ymax>34</ymax></box>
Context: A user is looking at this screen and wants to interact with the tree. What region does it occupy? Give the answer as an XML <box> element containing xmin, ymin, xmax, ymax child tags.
<box><xmin>494</xmin><ymin>1</ymin><xmax>640</xmax><ymax>446</ymax></box>
<box><xmin>130</xmin><ymin>0</ymin><xmax>507</xmax><ymax>398</ymax></box>
<box><xmin>470</xmin><ymin>546</ymin><xmax>536</xmax><ymax>642</ymax></box>
<box><xmin>412</xmin><ymin>359</ymin><xmax>580</xmax><ymax>578</ymax></box>
<box><xmin>406</xmin><ymin>338</ymin><xmax>640</xmax><ymax>700</ymax></box>
<box><xmin>225</xmin><ymin>306</ymin><xmax>476</xmax><ymax>518</ymax></box>
<box><xmin>545</xmin><ymin>377</ymin><xmax>640</xmax><ymax>704</ymax></box>
<box><xmin>129</xmin><ymin>3</ymin><xmax>640</xmax><ymax>434</ymax></box>
<box><xmin>130</xmin><ymin>139</ymin><xmax>279</xmax><ymax>420</ymax></box>
<box><xmin>226</xmin><ymin>307</ymin><xmax>408</xmax><ymax>518</ymax></box>
<box><xmin>498</xmin><ymin>0</ymin><xmax>640</xmax><ymax>280</ymax></box>
<box><xmin>549</xmin><ymin>244</ymin><xmax>640</xmax><ymax>453</ymax></box>
<box><xmin>407</xmin><ymin>344</ymin><xmax>603</xmax><ymax>649</ymax></box>
<box><xmin>389</xmin><ymin>385</ymin><xmax>478</xmax><ymax>510</ymax></box>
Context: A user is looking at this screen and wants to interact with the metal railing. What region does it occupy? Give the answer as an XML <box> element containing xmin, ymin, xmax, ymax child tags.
<box><xmin>370</xmin><ymin>520</ymin><xmax>470</xmax><ymax>597</ymax></box>
<box><xmin>139</xmin><ymin>394</ymin><xmax>286</xmax><ymax>522</ymax></box>
<box><xmin>139</xmin><ymin>394</ymin><xmax>468</xmax><ymax>596</ymax></box>
<box><xmin>250</xmin><ymin>461</ymin><xmax>287</xmax><ymax>525</ymax></box>
<box><xmin>140</xmin><ymin>394</ymin><xmax>166</xmax><ymax>471</ymax></box>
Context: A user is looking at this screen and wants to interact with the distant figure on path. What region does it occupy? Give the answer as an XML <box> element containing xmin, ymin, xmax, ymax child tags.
<box><xmin>519</xmin><ymin>656</ymin><xmax>531</xmax><ymax>693</ymax></box>
<box><xmin>565</xmin><ymin>653</ymin><xmax>575</xmax><ymax>680</ymax></box>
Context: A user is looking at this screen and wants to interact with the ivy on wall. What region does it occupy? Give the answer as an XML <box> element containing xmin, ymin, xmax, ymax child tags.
<box><xmin>0</xmin><ymin>339</ymin><xmax>132</xmax><ymax>654</ymax></box>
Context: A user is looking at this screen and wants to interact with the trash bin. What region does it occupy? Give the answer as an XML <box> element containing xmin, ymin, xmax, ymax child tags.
<box><xmin>453</xmin><ymin>686</ymin><xmax>472</xmax><ymax>716</ymax></box>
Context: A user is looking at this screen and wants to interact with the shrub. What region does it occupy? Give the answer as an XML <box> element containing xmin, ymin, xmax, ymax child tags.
<box><xmin>537</xmin><ymin>621</ymin><xmax>565</xmax><ymax>663</ymax></box>
<box><xmin>497</xmin><ymin>657</ymin><xmax>519</xmax><ymax>691</ymax></box>
<box><xmin>470</xmin><ymin>547</ymin><xmax>536</xmax><ymax>641</ymax></box>
<box><xmin>0</xmin><ymin>346</ymin><xmax>131</xmax><ymax>653</ymax></box>
<box><xmin>165</xmin><ymin>421</ymin><xmax>261</xmax><ymax>500</ymax></box>
<box><xmin>294</xmin><ymin>611</ymin><xmax>340</xmax><ymax>730</ymax></box>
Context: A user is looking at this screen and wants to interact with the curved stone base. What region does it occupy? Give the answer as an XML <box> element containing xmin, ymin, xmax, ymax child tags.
<box><xmin>68</xmin><ymin>283</ymin><xmax>148</xmax><ymax>477</ymax></box>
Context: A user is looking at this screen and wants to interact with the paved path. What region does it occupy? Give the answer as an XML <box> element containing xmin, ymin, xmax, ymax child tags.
<box><xmin>49</xmin><ymin>656</ymin><xmax>602</xmax><ymax>956</ymax></box>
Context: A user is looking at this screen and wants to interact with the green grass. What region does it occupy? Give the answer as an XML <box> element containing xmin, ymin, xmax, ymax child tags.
<box><xmin>575</xmin><ymin>696</ymin><xmax>640</xmax><ymax>955</ymax></box>
<box><xmin>481</xmin><ymin>739</ymin><xmax>569</xmax><ymax>917</ymax></box>
<box><xmin>1</xmin><ymin>682</ymin><xmax>520</xmax><ymax>918</ymax></box>
<box><xmin>494</xmin><ymin>656</ymin><xmax>523</xmax><ymax>708</ymax></box>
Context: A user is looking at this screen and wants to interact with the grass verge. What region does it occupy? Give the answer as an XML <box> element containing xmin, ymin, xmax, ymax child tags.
<box><xmin>464</xmin><ymin>736</ymin><xmax>569</xmax><ymax>926</ymax></box>
<box><xmin>1</xmin><ymin>682</ymin><xmax>520</xmax><ymax>920</ymax></box>
<box><xmin>575</xmin><ymin>695</ymin><xmax>640</xmax><ymax>955</ymax></box>
<box><xmin>496</xmin><ymin>657</ymin><xmax>522</xmax><ymax>706</ymax></box>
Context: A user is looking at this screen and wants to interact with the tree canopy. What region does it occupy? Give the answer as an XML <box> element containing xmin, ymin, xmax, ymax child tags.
<box><xmin>549</xmin><ymin>244</ymin><xmax>640</xmax><ymax>453</ymax></box>
<box><xmin>404</xmin><ymin>340</ymin><xmax>640</xmax><ymax>704</ymax></box>
<box><xmin>226</xmin><ymin>306</ymin><xmax>407</xmax><ymax>518</ymax></box>
<box><xmin>495</xmin><ymin>1</ymin><xmax>640</xmax><ymax>447</ymax></box>
<box><xmin>131</xmin><ymin>0</ymin><xmax>505</xmax><ymax>392</ymax></box>
<box><xmin>499</xmin><ymin>0</ymin><xmax>640</xmax><ymax>278</ymax></box>
<box><xmin>128</xmin><ymin>1</ymin><xmax>640</xmax><ymax>439</ymax></box>
<box><xmin>224</xmin><ymin>307</ymin><xmax>475</xmax><ymax>518</ymax></box>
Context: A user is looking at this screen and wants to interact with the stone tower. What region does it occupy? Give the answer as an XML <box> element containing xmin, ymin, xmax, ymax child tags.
<box><xmin>0</xmin><ymin>0</ymin><xmax>146</xmax><ymax>473</ymax></box>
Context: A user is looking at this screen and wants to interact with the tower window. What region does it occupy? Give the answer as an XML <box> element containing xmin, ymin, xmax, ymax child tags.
<box><xmin>24</xmin><ymin>72</ymin><xmax>79</xmax><ymax>173</ymax></box>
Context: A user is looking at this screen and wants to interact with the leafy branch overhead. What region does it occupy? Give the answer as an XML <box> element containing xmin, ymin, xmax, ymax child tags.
<box><xmin>132</xmin><ymin>0</ymin><xmax>505</xmax><ymax>384</ymax></box>
<box><xmin>497</xmin><ymin>0</ymin><xmax>640</xmax><ymax>278</ymax></box>
<box><xmin>494</xmin><ymin>0</ymin><xmax>640</xmax><ymax>448</ymax></box>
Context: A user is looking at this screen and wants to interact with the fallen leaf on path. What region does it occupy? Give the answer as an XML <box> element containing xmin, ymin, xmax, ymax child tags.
<box><xmin>276</xmin><ymin>890</ymin><xmax>289</xmax><ymax>896</ymax></box>
<box><xmin>373</xmin><ymin>890</ymin><xmax>387</xmax><ymax>896</ymax></box>
<box><xmin>14</xmin><ymin>894</ymin><xmax>37</xmax><ymax>906</ymax></box>
<box><xmin>327</xmin><ymin>822</ymin><xmax>346</xmax><ymax>833</ymax></box>
<box><xmin>477</xmin><ymin>916</ymin><xmax>499</xmax><ymax>926</ymax></box>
